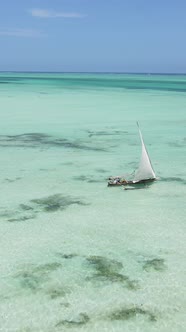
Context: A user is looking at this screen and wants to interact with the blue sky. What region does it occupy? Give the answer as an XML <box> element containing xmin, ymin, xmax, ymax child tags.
<box><xmin>0</xmin><ymin>0</ymin><xmax>186</xmax><ymax>72</ymax></box>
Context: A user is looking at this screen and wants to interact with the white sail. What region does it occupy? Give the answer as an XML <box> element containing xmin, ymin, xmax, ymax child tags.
<box><xmin>133</xmin><ymin>123</ymin><xmax>156</xmax><ymax>182</ymax></box>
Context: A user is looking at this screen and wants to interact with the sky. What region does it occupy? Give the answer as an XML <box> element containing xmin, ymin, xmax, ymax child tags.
<box><xmin>0</xmin><ymin>0</ymin><xmax>186</xmax><ymax>73</ymax></box>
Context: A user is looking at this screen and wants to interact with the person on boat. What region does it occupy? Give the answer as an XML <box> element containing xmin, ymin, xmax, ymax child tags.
<box><xmin>120</xmin><ymin>178</ymin><xmax>128</xmax><ymax>184</ymax></box>
<box><xmin>112</xmin><ymin>177</ymin><xmax>127</xmax><ymax>185</ymax></box>
<box><xmin>113</xmin><ymin>177</ymin><xmax>120</xmax><ymax>184</ymax></box>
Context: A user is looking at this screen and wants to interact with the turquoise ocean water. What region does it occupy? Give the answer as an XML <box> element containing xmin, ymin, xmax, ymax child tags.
<box><xmin>0</xmin><ymin>73</ymin><xmax>186</xmax><ymax>332</ymax></box>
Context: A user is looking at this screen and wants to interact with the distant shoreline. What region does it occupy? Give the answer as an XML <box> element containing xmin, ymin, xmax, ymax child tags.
<box><xmin>0</xmin><ymin>71</ymin><xmax>186</xmax><ymax>75</ymax></box>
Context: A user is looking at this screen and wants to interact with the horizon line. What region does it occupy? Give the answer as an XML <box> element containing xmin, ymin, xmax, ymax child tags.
<box><xmin>0</xmin><ymin>71</ymin><xmax>186</xmax><ymax>75</ymax></box>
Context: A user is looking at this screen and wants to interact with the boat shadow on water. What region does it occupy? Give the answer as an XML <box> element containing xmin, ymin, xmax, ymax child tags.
<box><xmin>123</xmin><ymin>180</ymin><xmax>156</xmax><ymax>190</ymax></box>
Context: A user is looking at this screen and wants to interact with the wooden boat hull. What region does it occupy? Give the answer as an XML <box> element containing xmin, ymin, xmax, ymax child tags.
<box><xmin>108</xmin><ymin>178</ymin><xmax>156</xmax><ymax>187</ymax></box>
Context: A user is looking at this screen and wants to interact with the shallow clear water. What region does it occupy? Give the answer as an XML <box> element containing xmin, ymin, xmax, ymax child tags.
<box><xmin>0</xmin><ymin>73</ymin><xmax>186</xmax><ymax>332</ymax></box>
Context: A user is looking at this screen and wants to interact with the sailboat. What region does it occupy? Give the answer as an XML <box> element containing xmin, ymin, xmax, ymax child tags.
<box><xmin>108</xmin><ymin>122</ymin><xmax>156</xmax><ymax>186</ymax></box>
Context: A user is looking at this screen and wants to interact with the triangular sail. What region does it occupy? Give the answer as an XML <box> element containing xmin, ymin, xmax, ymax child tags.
<box><xmin>133</xmin><ymin>123</ymin><xmax>156</xmax><ymax>182</ymax></box>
